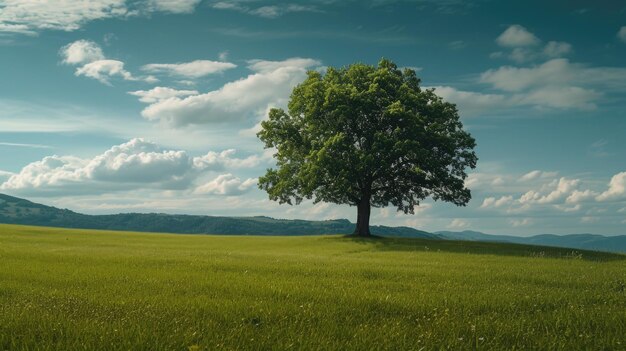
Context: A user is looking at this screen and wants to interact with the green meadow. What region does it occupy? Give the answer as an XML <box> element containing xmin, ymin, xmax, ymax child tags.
<box><xmin>0</xmin><ymin>224</ymin><xmax>625</xmax><ymax>350</ymax></box>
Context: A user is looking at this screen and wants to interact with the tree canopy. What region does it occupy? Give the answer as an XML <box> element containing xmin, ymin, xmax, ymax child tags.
<box><xmin>257</xmin><ymin>58</ymin><xmax>477</xmax><ymax>236</ymax></box>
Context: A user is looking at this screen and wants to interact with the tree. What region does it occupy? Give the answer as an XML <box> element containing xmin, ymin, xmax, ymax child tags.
<box><xmin>257</xmin><ymin>59</ymin><xmax>477</xmax><ymax>237</ymax></box>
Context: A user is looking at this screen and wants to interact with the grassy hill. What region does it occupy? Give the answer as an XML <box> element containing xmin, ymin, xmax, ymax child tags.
<box><xmin>1</xmin><ymin>224</ymin><xmax>624</xmax><ymax>350</ymax></box>
<box><xmin>0</xmin><ymin>193</ymin><xmax>436</xmax><ymax>238</ymax></box>
<box><xmin>437</xmin><ymin>230</ymin><xmax>626</xmax><ymax>254</ymax></box>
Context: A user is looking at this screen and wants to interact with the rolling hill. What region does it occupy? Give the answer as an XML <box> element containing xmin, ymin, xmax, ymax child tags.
<box><xmin>1</xmin><ymin>193</ymin><xmax>625</xmax><ymax>252</ymax></box>
<box><xmin>0</xmin><ymin>224</ymin><xmax>624</xmax><ymax>350</ymax></box>
<box><xmin>436</xmin><ymin>230</ymin><xmax>626</xmax><ymax>254</ymax></box>
<box><xmin>0</xmin><ymin>193</ymin><xmax>436</xmax><ymax>238</ymax></box>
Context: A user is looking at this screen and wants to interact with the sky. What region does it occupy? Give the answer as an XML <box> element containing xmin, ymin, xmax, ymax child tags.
<box><xmin>1</xmin><ymin>0</ymin><xmax>626</xmax><ymax>236</ymax></box>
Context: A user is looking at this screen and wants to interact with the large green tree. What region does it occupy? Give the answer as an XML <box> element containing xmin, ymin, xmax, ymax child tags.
<box><xmin>257</xmin><ymin>59</ymin><xmax>477</xmax><ymax>237</ymax></box>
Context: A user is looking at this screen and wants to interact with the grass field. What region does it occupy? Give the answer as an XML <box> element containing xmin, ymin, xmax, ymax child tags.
<box><xmin>0</xmin><ymin>224</ymin><xmax>625</xmax><ymax>350</ymax></box>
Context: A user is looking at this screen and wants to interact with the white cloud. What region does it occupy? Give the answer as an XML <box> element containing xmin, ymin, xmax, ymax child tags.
<box><xmin>211</xmin><ymin>2</ymin><xmax>318</xmax><ymax>18</ymax></box>
<box><xmin>517</xmin><ymin>86</ymin><xmax>599</xmax><ymax>110</ymax></box>
<box><xmin>139</xmin><ymin>57</ymin><xmax>321</xmax><ymax>126</ymax></box>
<box><xmin>60</xmin><ymin>40</ymin><xmax>156</xmax><ymax>85</ymax></box>
<box><xmin>144</xmin><ymin>0</ymin><xmax>201</xmax><ymax>14</ymax></box>
<box><xmin>0</xmin><ymin>0</ymin><xmax>203</xmax><ymax>35</ymax></box>
<box><xmin>496</xmin><ymin>25</ymin><xmax>540</xmax><ymax>47</ymax></box>
<box><xmin>0</xmin><ymin>0</ymin><xmax>128</xmax><ymax>34</ymax></box>
<box><xmin>554</xmin><ymin>204</ymin><xmax>581</xmax><ymax>213</ymax></box>
<box><xmin>129</xmin><ymin>87</ymin><xmax>199</xmax><ymax>103</ymax></box>
<box><xmin>428</xmin><ymin>86</ymin><xmax>509</xmax><ymax>116</ymax></box>
<box><xmin>251</xmin><ymin>5</ymin><xmax>317</xmax><ymax>18</ymax></box>
<box><xmin>519</xmin><ymin>170</ymin><xmax>558</xmax><ymax>182</ymax></box>
<box><xmin>492</xmin><ymin>25</ymin><xmax>572</xmax><ymax>63</ymax></box>
<box><xmin>195</xmin><ymin>173</ymin><xmax>257</xmax><ymax>195</ymax></box>
<box><xmin>543</xmin><ymin>41</ymin><xmax>572</xmax><ymax>58</ymax></box>
<box><xmin>473</xmin><ymin>58</ymin><xmax>626</xmax><ymax>110</ymax></box>
<box><xmin>471</xmin><ymin>170</ymin><xmax>626</xmax><ymax>219</ymax></box>
<box><xmin>503</xmin><ymin>42</ymin><xmax>572</xmax><ymax>63</ymax></box>
<box><xmin>141</xmin><ymin>60</ymin><xmax>237</xmax><ymax>79</ymax></box>
<box><xmin>481</xmin><ymin>195</ymin><xmax>513</xmax><ymax>208</ymax></box>
<box><xmin>618</xmin><ymin>26</ymin><xmax>626</xmax><ymax>43</ymax></box>
<box><xmin>447</xmin><ymin>218</ymin><xmax>470</xmax><ymax>229</ymax></box>
<box><xmin>480</xmin><ymin>58</ymin><xmax>626</xmax><ymax>93</ymax></box>
<box><xmin>60</xmin><ymin>40</ymin><xmax>105</xmax><ymax>65</ymax></box>
<box><xmin>480</xmin><ymin>59</ymin><xmax>574</xmax><ymax>92</ymax></box>
<box><xmin>193</xmin><ymin>149</ymin><xmax>267</xmax><ymax>170</ymax></box>
<box><xmin>596</xmin><ymin>172</ymin><xmax>626</xmax><ymax>201</ymax></box>
<box><xmin>75</xmin><ymin>59</ymin><xmax>144</xmax><ymax>85</ymax></box>
<box><xmin>1</xmin><ymin>138</ymin><xmax>263</xmax><ymax>195</ymax></box>
<box><xmin>430</xmin><ymin>83</ymin><xmax>599</xmax><ymax>114</ymax></box>
<box><xmin>0</xmin><ymin>142</ymin><xmax>51</xmax><ymax>149</ymax></box>
<box><xmin>0</xmin><ymin>23</ymin><xmax>36</xmax><ymax>35</ymax></box>
<box><xmin>520</xmin><ymin>177</ymin><xmax>580</xmax><ymax>205</ymax></box>
<box><xmin>510</xmin><ymin>218</ymin><xmax>532</xmax><ymax>227</ymax></box>
<box><xmin>0</xmin><ymin>170</ymin><xmax>14</xmax><ymax>182</ymax></box>
<box><xmin>507</xmin><ymin>47</ymin><xmax>536</xmax><ymax>63</ymax></box>
<box><xmin>247</xmin><ymin>57</ymin><xmax>320</xmax><ymax>73</ymax></box>
<box><xmin>566</xmin><ymin>190</ymin><xmax>597</xmax><ymax>204</ymax></box>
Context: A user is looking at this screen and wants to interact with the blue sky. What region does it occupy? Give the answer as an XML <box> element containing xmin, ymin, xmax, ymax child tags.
<box><xmin>1</xmin><ymin>0</ymin><xmax>626</xmax><ymax>235</ymax></box>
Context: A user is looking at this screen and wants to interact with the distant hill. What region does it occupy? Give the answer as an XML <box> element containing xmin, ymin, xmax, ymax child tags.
<box><xmin>436</xmin><ymin>230</ymin><xmax>626</xmax><ymax>254</ymax></box>
<box><xmin>0</xmin><ymin>193</ymin><xmax>436</xmax><ymax>238</ymax></box>
<box><xmin>2</xmin><ymin>193</ymin><xmax>625</xmax><ymax>253</ymax></box>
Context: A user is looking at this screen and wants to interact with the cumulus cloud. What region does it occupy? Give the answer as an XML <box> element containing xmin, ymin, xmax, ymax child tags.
<box><xmin>75</xmin><ymin>59</ymin><xmax>144</xmax><ymax>85</ymax></box>
<box><xmin>596</xmin><ymin>172</ymin><xmax>626</xmax><ymax>201</ymax></box>
<box><xmin>60</xmin><ymin>40</ymin><xmax>155</xmax><ymax>85</ymax></box>
<box><xmin>193</xmin><ymin>148</ymin><xmax>268</xmax><ymax>170</ymax></box>
<box><xmin>481</xmin><ymin>195</ymin><xmax>513</xmax><ymax>208</ymax></box>
<box><xmin>493</xmin><ymin>26</ymin><xmax>571</xmax><ymax>63</ymax></box>
<box><xmin>519</xmin><ymin>170</ymin><xmax>558</xmax><ymax>182</ymax></box>
<box><xmin>477</xmin><ymin>170</ymin><xmax>626</xmax><ymax>219</ymax></box>
<box><xmin>1</xmin><ymin>138</ymin><xmax>264</xmax><ymax>195</ymax></box>
<box><xmin>543</xmin><ymin>41</ymin><xmax>572</xmax><ymax>58</ymax></box>
<box><xmin>0</xmin><ymin>0</ymin><xmax>127</xmax><ymax>34</ymax></box>
<box><xmin>496</xmin><ymin>25</ymin><xmax>540</xmax><ymax>47</ymax></box>
<box><xmin>566</xmin><ymin>190</ymin><xmax>597</xmax><ymax>204</ymax></box>
<box><xmin>430</xmin><ymin>83</ymin><xmax>599</xmax><ymax>115</ymax></box>
<box><xmin>482</xmin><ymin>58</ymin><xmax>626</xmax><ymax>93</ymax></box>
<box><xmin>0</xmin><ymin>170</ymin><xmax>14</xmax><ymax>183</ymax></box>
<box><xmin>520</xmin><ymin>178</ymin><xmax>580</xmax><ymax>205</ymax></box>
<box><xmin>141</xmin><ymin>60</ymin><xmax>237</xmax><ymax>79</ymax></box>
<box><xmin>137</xmin><ymin>57</ymin><xmax>321</xmax><ymax>126</ymax></box>
<box><xmin>60</xmin><ymin>40</ymin><xmax>105</xmax><ymax>65</ymax></box>
<box><xmin>516</xmin><ymin>86</ymin><xmax>599</xmax><ymax>110</ymax></box>
<box><xmin>247</xmin><ymin>58</ymin><xmax>320</xmax><ymax>73</ymax></box>
<box><xmin>447</xmin><ymin>218</ymin><xmax>470</xmax><ymax>229</ymax></box>
<box><xmin>0</xmin><ymin>0</ymin><xmax>202</xmax><ymax>35</ymax></box>
<box><xmin>129</xmin><ymin>87</ymin><xmax>199</xmax><ymax>103</ymax></box>
<box><xmin>460</xmin><ymin>58</ymin><xmax>626</xmax><ymax>111</ymax></box>
<box><xmin>195</xmin><ymin>173</ymin><xmax>257</xmax><ymax>195</ymax></box>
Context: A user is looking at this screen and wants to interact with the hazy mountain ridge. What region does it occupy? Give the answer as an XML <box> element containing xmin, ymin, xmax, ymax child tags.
<box><xmin>0</xmin><ymin>193</ymin><xmax>437</xmax><ymax>238</ymax></box>
<box><xmin>436</xmin><ymin>230</ymin><xmax>626</xmax><ymax>254</ymax></box>
<box><xmin>1</xmin><ymin>194</ymin><xmax>624</xmax><ymax>253</ymax></box>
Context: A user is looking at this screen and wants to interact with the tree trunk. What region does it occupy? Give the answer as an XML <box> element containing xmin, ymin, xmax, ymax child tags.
<box><xmin>353</xmin><ymin>195</ymin><xmax>371</xmax><ymax>237</ymax></box>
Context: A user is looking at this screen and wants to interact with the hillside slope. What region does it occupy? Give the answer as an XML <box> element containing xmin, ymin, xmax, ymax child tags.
<box><xmin>0</xmin><ymin>193</ymin><xmax>436</xmax><ymax>238</ymax></box>
<box><xmin>1</xmin><ymin>224</ymin><xmax>624</xmax><ymax>350</ymax></box>
<box><xmin>437</xmin><ymin>230</ymin><xmax>626</xmax><ymax>254</ymax></box>
<box><xmin>3</xmin><ymin>193</ymin><xmax>625</xmax><ymax>252</ymax></box>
